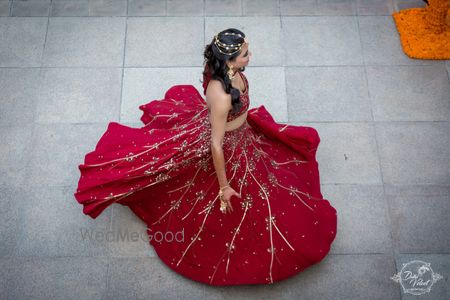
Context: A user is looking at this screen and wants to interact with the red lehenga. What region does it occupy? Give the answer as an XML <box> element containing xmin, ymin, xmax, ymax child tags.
<box><xmin>74</xmin><ymin>68</ymin><xmax>337</xmax><ymax>286</ymax></box>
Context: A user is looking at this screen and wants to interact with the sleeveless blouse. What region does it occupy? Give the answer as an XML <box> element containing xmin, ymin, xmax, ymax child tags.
<box><xmin>227</xmin><ymin>71</ymin><xmax>250</xmax><ymax>122</ymax></box>
<box><xmin>202</xmin><ymin>68</ymin><xmax>250</xmax><ymax>122</ymax></box>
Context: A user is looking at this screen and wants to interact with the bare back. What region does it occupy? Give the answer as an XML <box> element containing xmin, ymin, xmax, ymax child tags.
<box><xmin>206</xmin><ymin>80</ymin><xmax>248</xmax><ymax>132</ymax></box>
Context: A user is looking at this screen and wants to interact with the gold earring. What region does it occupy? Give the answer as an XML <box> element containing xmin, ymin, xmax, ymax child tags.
<box><xmin>227</xmin><ymin>65</ymin><xmax>235</xmax><ymax>80</ymax></box>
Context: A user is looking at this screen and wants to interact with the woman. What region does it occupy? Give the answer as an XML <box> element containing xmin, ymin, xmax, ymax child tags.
<box><xmin>75</xmin><ymin>28</ymin><xmax>337</xmax><ymax>286</ymax></box>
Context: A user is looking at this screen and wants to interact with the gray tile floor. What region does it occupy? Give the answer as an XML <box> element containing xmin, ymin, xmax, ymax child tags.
<box><xmin>0</xmin><ymin>0</ymin><xmax>449</xmax><ymax>299</ymax></box>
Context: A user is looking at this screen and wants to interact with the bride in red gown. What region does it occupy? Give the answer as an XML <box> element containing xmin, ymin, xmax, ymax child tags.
<box><xmin>74</xmin><ymin>28</ymin><xmax>337</xmax><ymax>286</ymax></box>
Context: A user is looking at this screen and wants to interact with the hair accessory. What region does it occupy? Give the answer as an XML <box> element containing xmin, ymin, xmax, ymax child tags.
<box><xmin>214</xmin><ymin>32</ymin><xmax>248</xmax><ymax>56</ymax></box>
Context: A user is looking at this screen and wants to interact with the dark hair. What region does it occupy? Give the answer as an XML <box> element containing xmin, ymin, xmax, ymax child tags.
<box><xmin>202</xmin><ymin>28</ymin><xmax>246</xmax><ymax>115</ymax></box>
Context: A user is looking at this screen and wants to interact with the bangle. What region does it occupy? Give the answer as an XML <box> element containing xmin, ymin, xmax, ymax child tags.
<box><xmin>218</xmin><ymin>189</ymin><xmax>225</xmax><ymax>201</ymax></box>
<box><xmin>219</xmin><ymin>184</ymin><xmax>230</xmax><ymax>192</ymax></box>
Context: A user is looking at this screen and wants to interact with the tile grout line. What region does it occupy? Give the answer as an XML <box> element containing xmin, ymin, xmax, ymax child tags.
<box><xmin>2</xmin><ymin>0</ymin><xmax>418</xmax><ymax>19</ymax></box>
<box><xmin>9</xmin><ymin>251</ymin><xmax>450</xmax><ymax>260</ymax></box>
<box><xmin>29</xmin><ymin>120</ymin><xmax>450</xmax><ymax>126</ymax></box>
<box><xmin>280</xmin><ymin>11</ymin><xmax>289</xmax><ymax>124</ymax></box>
<box><xmin>0</xmin><ymin>63</ymin><xmax>443</xmax><ymax>69</ymax></box>
<box><xmin>203</xmin><ymin>0</ymin><xmax>205</xmax><ymax>47</ymax></box>
<box><xmin>356</xmin><ymin>12</ymin><xmax>402</xmax><ymax>299</ymax></box>
<box><xmin>104</xmin><ymin>256</ymin><xmax>110</xmax><ymax>300</ymax></box>
<box><xmin>111</xmin><ymin>0</ymin><xmax>130</xmax><ymax>228</ymax></box>
<box><xmin>0</xmin><ymin>64</ymin><xmax>444</xmax><ymax>69</ymax></box>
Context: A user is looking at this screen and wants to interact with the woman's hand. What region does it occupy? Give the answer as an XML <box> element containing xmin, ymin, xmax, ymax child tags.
<box><xmin>220</xmin><ymin>186</ymin><xmax>241</xmax><ymax>214</ymax></box>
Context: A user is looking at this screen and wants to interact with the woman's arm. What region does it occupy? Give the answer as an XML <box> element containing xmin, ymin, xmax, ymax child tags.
<box><xmin>206</xmin><ymin>81</ymin><xmax>241</xmax><ymax>213</ymax></box>
<box><xmin>207</xmin><ymin>83</ymin><xmax>231</xmax><ymax>188</ymax></box>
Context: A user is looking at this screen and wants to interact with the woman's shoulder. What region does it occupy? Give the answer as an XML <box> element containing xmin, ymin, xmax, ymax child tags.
<box><xmin>206</xmin><ymin>80</ymin><xmax>232</xmax><ymax>113</ymax></box>
<box><xmin>207</xmin><ymin>78</ymin><xmax>223</xmax><ymax>88</ymax></box>
<box><xmin>206</xmin><ymin>79</ymin><xmax>229</xmax><ymax>100</ymax></box>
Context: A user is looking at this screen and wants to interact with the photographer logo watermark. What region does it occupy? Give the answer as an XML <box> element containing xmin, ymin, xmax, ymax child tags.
<box><xmin>391</xmin><ymin>260</ymin><xmax>443</xmax><ymax>295</ymax></box>
<box><xmin>79</xmin><ymin>227</ymin><xmax>184</xmax><ymax>243</ymax></box>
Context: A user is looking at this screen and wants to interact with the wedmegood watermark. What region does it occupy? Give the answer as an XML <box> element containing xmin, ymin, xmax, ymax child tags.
<box><xmin>79</xmin><ymin>227</ymin><xmax>184</xmax><ymax>243</ymax></box>
<box><xmin>391</xmin><ymin>260</ymin><xmax>443</xmax><ymax>296</ymax></box>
